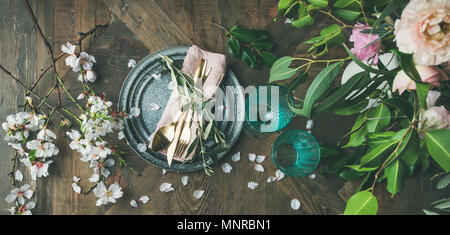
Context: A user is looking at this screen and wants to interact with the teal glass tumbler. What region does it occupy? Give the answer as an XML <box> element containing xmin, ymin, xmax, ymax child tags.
<box><xmin>271</xmin><ymin>129</ymin><xmax>321</xmax><ymax>177</ymax></box>
<box><xmin>244</xmin><ymin>84</ymin><xmax>294</xmax><ymax>136</ymax></box>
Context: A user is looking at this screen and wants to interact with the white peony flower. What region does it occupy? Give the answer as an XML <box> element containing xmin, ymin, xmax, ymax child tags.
<box><xmin>93</xmin><ymin>182</ymin><xmax>123</xmax><ymax>206</ymax></box>
<box><xmin>421</xmin><ymin>106</ymin><xmax>450</xmax><ymax>130</ymax></box>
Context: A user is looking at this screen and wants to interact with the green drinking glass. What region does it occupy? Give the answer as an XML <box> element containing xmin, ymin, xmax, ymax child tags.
<box><xmin>244</xmin><ymin>84</ymin><xmax>294</xmax><ymax>138</ymax></box>
<box><xmin>271</xmin><ymin>129</ymin><xmax>321</xmax><ymax>177</ymax></box>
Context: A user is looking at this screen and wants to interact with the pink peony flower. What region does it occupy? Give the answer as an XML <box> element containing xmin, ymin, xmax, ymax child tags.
<box><xmin>349</xmin><ymin>23</ymin><xmax>381</xmax><ymax>65</ymax></box>
<box><xmin>420</xmin><ymin>106</ymin><xmax>450</xmax><ymax>130</ymax></box>
<box><xmin>394</xmin><ymin>0</ymin><xmax>450</xmax><ymax>66</ymax></box>
<box><xmin>392</xmin><ymin>65</ymin><xmax>449</xmax><ymax>95</ymax></box>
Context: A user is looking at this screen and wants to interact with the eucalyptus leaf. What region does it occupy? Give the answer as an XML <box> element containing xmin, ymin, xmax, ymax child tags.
<box><xmin>437</xmin><ymin>174</ymin><xmax>450</xmax><ymax>190</ymax></box>
<box><xmin>344</xmin><ymin>190</ymin><xmax>378</xmax><ymax>215</ymax></box>
<box><xmin>423</xmin><ymin>209</ymin><xmax>439</xmax><ymax>215</ymax></box>
<box><xmin>433</xmin><ymin>198</ymin><xmax>450</xmax><ymax>210</ymax></box>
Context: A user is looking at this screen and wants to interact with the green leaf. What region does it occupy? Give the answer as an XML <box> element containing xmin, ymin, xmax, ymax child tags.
<box><xmin>333</xmin><ymin>99</ymin><xmax>368</xmax><ymax>116</ymax></box>
<box><xmin>360</xmin><ymin>140</ymin><xmax>398</xmax><ymax>167</ymax></box>
<box><xmin>307</xmin><ymin>0</ymin><xmax>328</xmax><ymax>8</ymax></box>
<box><xmin>425</xmin><ymin>129</ymin><xmax>450</xmax><ymax>171</ymax></box>
<box><xmin>269</xmin><ymin>56</ymin><xmax>298</xmax><ymax>83</ymax></box>
<box><xmin>398</xmin><ymin>131</ymin><xmax>420</xmax><ymax>167</ymax></box>
<box><xmin>433</xmin><ymin>198</ymin><xmax>450</xmax><ymax>210</ymax></box>
<box><xmin>315</xmin><ymin>71</ymin><xmax>366</xmax><ymax>114</ymax></box>
<box><xmin>437</xmin><ymin>174</ymin><xmax>450</xmax><ymax>190</ymax></box>
<box><xmin>241</xmin><ymin>47</ymin><xmax>259</xmax><ymax>69</ymax></box>
<box><xmin>346</xmin><ymin>165</ymin><xmax>379</xmax><ymax>172</ymax></box>
<box><xmin>344</xmin><ymin>190</ymin><xmax>378</xmax><ymax>215</ymax></box>
<box><xmin>303</xmin><ymin>61</ymin><xmax>344</xmax><ymax>117</ymax></box>
<box><xmin>344</xmin><ymin>44</ymin><xmax>391</xmax><ymax>75</ymax></box>
<box><xmin>391</xmin><ymin>49</ymin><xmax>422</xmax><ymax>83</ymax></box>
<box><xmin>333</xmin><ymin>0</ymin><xmax>359</xmax><ymax>9</ymax></box>
<box><xmin>306</xmin><ymin>24</ymin><xmax>345</xmax><ymax>54</ymax></box>
<box><xmin>423</xmin><ymin>209</ymin><xmax>439</xmax><ymax>215</ymax></box>
<box><xmin>383</xmin><ymin>97</ymin><xmax>414</xmax><ymax>120</ymax></box>
<box><xmin>227</xmin><ymin>37</ymin><xmax>241</xmax><ymax>58</ymax></box>
<box><xmin>366</xmin><ymin>103</ymin><xmax>390</xmax><ymax>133</ymax></box>
<box><xmin>251</xmin><ymin>38</ymin><xmax>274</xmax><ymax>51</ymax></box>
<box><xmin>338</xmin><ymin>169</ymin><xmax>367</xmax><ymax>179</ymax></box>
<box><xmin>332</xmin><ymin>8</ymin><xmax>360</xmax><ymax>21</ymax></box>
<box><xmin>343</xmin><ymin>113</ymin><xmax>367</xmax><ymax>148</ymax></box>
<box><xmin>415</xmin><ymin>82</ymin><xmax>430</xmax><ymax>109</ymax></box>
<box><xmin>367</xmin><ymin>131</ymin><xmax>395</xmax><ymax>148</ymax></box>
<box><xmin>291</xmin><ymin>2</ymin><xmax>314</xmax><ymax>28</ymax></box>
<box><xmin>229</xmin><ymin>25</ymin><xmax>260</xmax><ymax>43</ymax></box>
<box><xmin>372</xmin><ymin>0</ymin><xmax>405</xmax><ymax>30</ymax></box>
<box><xmin>259</xmin><ymin>52</ymin><xmax>277</xmax><ymax>68</ymax></box>
<box><xmin>278</xmin><ymin>0</ymin><xmax>295</xmax><ymax>11</ymax></box>
<box><xmin>385</xmin><ymin>160</ymin><xmax>406</xmax><ymax>197</ymax></box>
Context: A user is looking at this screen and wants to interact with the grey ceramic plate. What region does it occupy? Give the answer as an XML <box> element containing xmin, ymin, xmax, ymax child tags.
<box><xmin>118</xmin><ymin>46</ymin><xmax>244</xmax><ymax>172</ymax></box>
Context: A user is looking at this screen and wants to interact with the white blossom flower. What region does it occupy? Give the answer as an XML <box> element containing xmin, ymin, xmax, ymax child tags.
<box><xmin>130</xmin><ymin>199</ymin><xmax>138</xmax><ymax>208</ymax></box>
<box><xmin>231</xmin><ymin>152</ymin><xmax>240</xmax><ymax>162</ymax></box>
<box><xmin>78</xmin><ymin>69</ymin><xmax>97</xmax><ymax>83</ymax></box>
<box><xmin>247</xmin><ymin>182</ymin><xmax>259</xmax><ymax>190</ymax></box>
<box><xmin>79</xmin><ymin>52</ymin><xmax>96</xmax><ymax>71</ymax></box>
<box><xmin>291</xmin><ymin>198</ymin><xmax>301</xmax><ymax>210</ymax></box>
<box><xmin>20</xmin><ymin>159</ymin><xmax>53</xmax><ymax>180</ymax></box>
<box><xmin>37</xmin><ymin>127</ymin><xmax>57</xmax><ymax>141</ymax></box>
<box><xmin>181</xmin><ymin>176</ymin><xmax>189</xmax><ymax>186</ymax></box>
<box><xmin>5</xmin><ymin>184</ymin><xmax>33</xmax><ymax>205</ymax></box>
<box><xmin>128</xmin><ymin>59</ymin><xmax>137</xmax><ymax>68</ymax></box>
<box><xmin>17</xmin><ymin>201</ymin><xmax>35</xmax><ymax>215</ymax></box>
<box><xmin>221</xmin><ymin>162</ymin><xmax>233</xmax><ymax>173</ymax></box>
<box><xmin>72</xmin><ymin>183</ymin><xmax>81</xmax><ymax>194</ymax></box>
<box><xmin>26</xmin><ymin>140</ymin><xmax>59</xmax><ymax>159</ymax></box>
<box><xmin>90</xmin><ymin>158</ymin><xmax>115</xmax><ymax>177</ymax></box>
<box><xmin>159</xmin><ymin>183</ymin><xmax>174</xmax><ymax>192</ymax></box>
<box><xmin>93</xmin><ymin>182</ymin><xmax>123</xmax><ymax>206</ymax></box>
<box><xmin>8</xmin><ymin>143</ymin><xmax>27</xmax><ymax>157</ymax></box>
<box><xmin>14</xmin><ymin>170</ymin><xmax>23</xmax><ymax>182</ymax></box>
<box><xmin>256</xmin><ymin>155</ymin><xmax>265</xmax><ymax>163</ymax></box>
<box><xmin>139</xmin><ymin>195</ymin><xmax>150</xmax><ymax>204</ymax></box>
<box><xmin>89</xmin><ymin>173</ymin><xmax>100</xmax><ymax>183</ymax></box>
<box><xmin>62</xmin><ymin>42</ymin><xmax>80</xmax><ymax>72</ymax></box>
<box><xmin>254</xmin><ymin>164</ymin><xmax>264</xmax><ymax>172</ymax></box>
<box><xmin>193</xmin><ymin>190</ymin><xmax>204</xmax><ymax>199</ymax></box>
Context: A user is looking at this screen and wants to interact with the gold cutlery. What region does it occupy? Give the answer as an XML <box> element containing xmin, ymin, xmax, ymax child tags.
<box><xmin>166</xmin><ymin>111</ymin><xmax>188</xmax><ymax>166</ymax></box>
<box><xmin>151</xmin><ymin>111</ymin><xmax>182</xmax><ymax>152</ymax></box>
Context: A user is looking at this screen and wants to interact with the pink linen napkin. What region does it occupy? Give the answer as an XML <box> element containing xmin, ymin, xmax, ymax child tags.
<box><xmin>148</xmin><ymin>45</ymin><xmax>227</xmax><ymax>162</ymax></box>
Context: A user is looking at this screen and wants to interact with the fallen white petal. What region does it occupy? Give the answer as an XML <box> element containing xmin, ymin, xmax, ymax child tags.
<box><xmin>14</xmin><ymin>170</ymin><xmax>23</xmax><ymax>182</ymax></box>
<box><xmin>254</xmin><ymin>164</ymin><xmax>264</xmax><ymax>172</ymax></box>
<box><xmin>137</xmin><ymin>143</ymin><xmax>147</xmax><ymax>153</ymax></box>
<box><xmin>248</xmin><ymin>153</ymin><xmax>256</xmax><ymax>162</ymax></box>
<box><xmin>128</xmin><ymin>59</ymin><xmax>137</xmax><ymax>68</ymax></box>
<box><xmin>267</xmin><ymin>176</ymin><xmax>277</xmax><ymax>183</ymax></box>
<box><xmin>284</xmin><ymin>18</ymin><xmax>292</xmax><ymax>24</ymax></box>
<box><xmin>221</xmin><ymin>162</ymin><xmax>233</xmax><ymax>173</ymax></box>
<box><xmin>149</xmin><ymin>103</ymin><xmax>161</xmax><ymax>111</ymax></box>
<box><xmin>139</xmin><ymin>195</ymin><xmax>150</xmax><ymax>204</ymax></box>
<box><xmin>152</xmin><ymin>73</ymin><xmax>162</xmax><ymax>80</ymax></box>
<box><xmin>181</xmin><ymin>176</ymin><xmax>189</xmax><ymax>186</ymax></box>
<box><xmin>193</xmin><ymin>190</ymin><xmax>204</xmax><ymax>199</ymax></box>
<box><xmin>118</xmin><ymin>131</ymin><xmax>125</xmax><ymax>140</ymax></box>
<box><xmin>159</xmin><ymin>183</ymin><xmax>174</xmax><ymax>192</ymax></box>
<box><xmin>308</xmin><ymin>173</ymin><xmax>316</xmax><ymax>179</ymax></box>
<box><xmin>77</xmin><ymin>93</ymin><xmax>85</xmax><ymax>100</ymax></box>
<box><xmin>276</xmin><ymin>170</ymin><xmax>285</xmax><ymax>181</ymax></box>
<box><xmin>167</xmin><ymin>81</ymin><xmax>177</xmax><ymax>91</ymax></box>
<box><xmin>248</xmin><ymin>182</ymin><xmax>259</xmax><ymax>190</ymax></box>
<box><xmin>162</xmin><ymin>169</ymin><xmax>167</xmax><ymax>175</ymax></box>
<box><xmin>256</xmin><ymin>155</ymin><xmax>266</xmax><ymax>163</ymax></box>
<box><xmin>306</xmin><ymin>119</ymin><xmax>314</xmax><ymax>130</ymax></box>
<box><xmin>72</xmin><ymin>176</ymin><xmax>80</xmax><ymax>182</ymax></box>
<box><xmin>130</xmin><ymin>107</ymin><xmax>141</xmax><ymax>118</ymax></box>
<box><xmin>130</xmin><ymin>199</ymin><xmax>138</xmax><ymax>208</ymax></box>
<box><xmin>72</xmin><ymin>183</ymin><xmax>81</xmax><ymax>194</ymax></box>
<box><xmin>231</xmin><ymin>152</ymin><xmax>240</xmax><ymax>162</ymax></box>
<box><xmin>291</xmin><ymin>198</ymin><xmax>301</xmax><ymax>210</ymax></box>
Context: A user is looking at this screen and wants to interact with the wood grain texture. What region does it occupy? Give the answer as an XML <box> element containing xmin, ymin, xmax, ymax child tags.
<box><xmin>0</xmin><ymin>0</ymin><xmax>445</xmax><ymax>215</ymax></box>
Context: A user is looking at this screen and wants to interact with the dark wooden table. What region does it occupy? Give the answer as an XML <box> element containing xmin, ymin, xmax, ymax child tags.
<box><xmin>0</xmin><ymin>0</ymin><xmax>445</xmax><ymax>215</ymax></box>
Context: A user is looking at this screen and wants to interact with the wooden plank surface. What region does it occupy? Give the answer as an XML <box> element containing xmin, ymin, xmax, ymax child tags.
<box><xmin>0</xmin><ymin>0</ymin><xmax>446</xmax><ymax>215</ymax></box>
